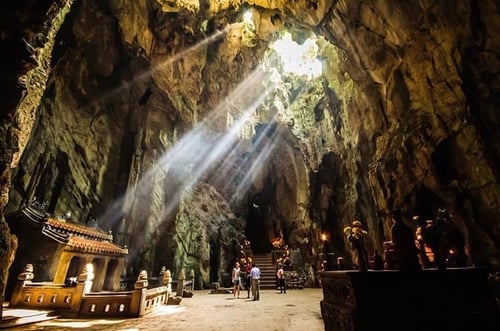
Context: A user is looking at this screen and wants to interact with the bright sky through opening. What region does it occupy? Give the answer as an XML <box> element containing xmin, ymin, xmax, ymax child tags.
<box><xmin>271</xmin><ymin>32</ymin><xmax>322</xmax><ymax>79</ymax></box>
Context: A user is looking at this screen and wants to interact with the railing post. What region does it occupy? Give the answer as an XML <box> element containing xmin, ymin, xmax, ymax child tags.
<box><xmin>131</xmin><ymin>270</ymin><xmax>148</xmax><ymax>317</ymax></box>
<box><xmin>164</xmin><ymin>269</ymin><xmax>172</xmax><ymax>294</ymax></box>
<box><xmin>10</xmin><ymin>264</ymin><xmax>34</xmax><ymax>306</ymax></box>
<box><xmin>189</xmin><ymin>269</ymin><xmax>195</xmax><ymax>291</ymax></box>
<box><xmin>176</xmin><ymin>269</ymin><xmax>185</xmax><ymax>296</ymax></box>
<box><xmin>134</xmin><ymin>270</ymin><xmax>148</xmax><ymax>289</ymax></box>
<box><xmin>72</xmin><ymin>263</ymin><xmax>94</xmax><ymax>313</ymax></box>
<box><xmin>159</xmin><ymin>266</ymin><xmax>166</xmax><ymax>287</ymax></box>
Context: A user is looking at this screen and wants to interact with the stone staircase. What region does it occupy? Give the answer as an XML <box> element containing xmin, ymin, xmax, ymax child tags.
<box><xmin>251</xmin><ymin>253</ymin><xmax>277</xmax><ymax>290</ymax></box>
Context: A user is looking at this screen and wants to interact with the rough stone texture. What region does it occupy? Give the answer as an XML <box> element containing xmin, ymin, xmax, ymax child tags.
<box><xmin>0</xmin><ymin>0</ymin><xmax>74</xmax><ymax>316</ymax></box>
<box><xmin>0</xmin><ymin>0</ymin><xmax>499</xmax><ymax>303</ymax></box>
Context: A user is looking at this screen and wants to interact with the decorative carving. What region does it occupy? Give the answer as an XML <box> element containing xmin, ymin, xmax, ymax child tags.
<box><xmin>320</xmin><ymin>300</ymin><xmax>355</xmax><ymax>331</ymax></box>
<box><xmin>134</xmin><ymin>270</ymin><xmax>149</xmax><ymax>289</ymax></box>
<box><xmin>17</xmin><ymin>263</ymin><xmax>34</xmax><ymax>281</ymax></box>
<box><xmin>322</xmin><ymin>276</ymin><xmax>355</xmax><ymax>308</ymax></box>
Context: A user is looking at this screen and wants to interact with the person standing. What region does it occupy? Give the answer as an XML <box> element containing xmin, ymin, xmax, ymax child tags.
<box><xmin>276</xmin><ymin>264</ymin><xmax>286</xmax><ymax>293</ymax></box>
<box><xmin>245</xmin><ymin>259</ymin><xmax>252</xmax><ymax>298</ymax></box>
<box><xmin>250</xmin><ymin>262</ymin><xmax>261</xmax><ymax>301</ymax></box>
<box><xmin>232</xmin><ymin>262</ymin><xmax>241</xmax><ymax>298</ymax></box>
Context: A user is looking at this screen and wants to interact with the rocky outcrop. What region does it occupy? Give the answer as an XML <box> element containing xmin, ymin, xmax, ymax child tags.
<box><xmin>1</xmin><ymin>0</ymin><xmax>499</xmax><ymax>299</ymax></box>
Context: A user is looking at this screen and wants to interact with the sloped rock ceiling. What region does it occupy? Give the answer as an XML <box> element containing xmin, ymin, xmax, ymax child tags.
<box><xmin>1</xmin><ymin>0</ymin><xmax>499</xmax><ymax>292</ymax></box>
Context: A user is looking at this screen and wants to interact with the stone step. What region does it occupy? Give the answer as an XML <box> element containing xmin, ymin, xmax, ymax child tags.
<box><xmin>251</xmin><ymin>254</ymin><xmax>277</xmax><ymax>290</ymax></box>
<box><xmin>0</xmin><ymin>308</ymin><xmax>59</xmax><ymax>329</ymax></box>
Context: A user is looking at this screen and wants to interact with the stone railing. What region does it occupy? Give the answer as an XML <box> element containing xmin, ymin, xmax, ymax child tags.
<box><xmin>9</xmin><ymin>263</ymin><xmax>91</xmax><ymax>314</ymax></box>
<box><xmin>320</xmin><ymin>268</ymin><xmax>499</xmax><ymax>331</ymax></box>
<box><xmin>9</xmin><ymin>263</ymin><xmax>184</xmax><ymax>318</ymax></box>
<box><xmin>78</xmin><ymin>286</ymin><xmax>169</xmax><ymax>317</ymax></box>
<box><xmin>9</xmin><ymin>282</ymin><xmax>80</xmax><ymax>311</ymax></box>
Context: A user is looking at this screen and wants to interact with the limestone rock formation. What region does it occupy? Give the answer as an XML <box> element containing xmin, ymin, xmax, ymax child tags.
<box><xmin>1</xmin><ymin>0</ymin><xmax>499</xmax><ymax>305</ymax></box>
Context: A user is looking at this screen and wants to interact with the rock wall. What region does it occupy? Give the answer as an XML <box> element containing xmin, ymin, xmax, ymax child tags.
<box><xmin>317</xmin><ymin>0</ymin><xmax>500</xmax><ymax>267</ymax></box>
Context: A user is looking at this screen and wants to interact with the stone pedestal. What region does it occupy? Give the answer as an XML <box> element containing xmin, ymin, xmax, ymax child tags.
<box><xmin>320</xmin><ymin>268</ymin><xmax>498</xmax><ymax>331</ymax></box>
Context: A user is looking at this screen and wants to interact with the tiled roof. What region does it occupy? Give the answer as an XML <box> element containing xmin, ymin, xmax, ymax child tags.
<box><xmin>46</xmin><ymin>218</ymin><xmax>113</xmax><ymax>241</ymax></box>
<box><xmin>67</xmin><ymin>236</ymin><xmax>128</xmax><ymax>255</ymax></box>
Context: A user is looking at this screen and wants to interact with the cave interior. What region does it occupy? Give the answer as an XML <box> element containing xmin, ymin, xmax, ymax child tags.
<box><xmin>0</xmin><ymin>0</ymin><xmax>499</xmax><ymax>311</ymax></box>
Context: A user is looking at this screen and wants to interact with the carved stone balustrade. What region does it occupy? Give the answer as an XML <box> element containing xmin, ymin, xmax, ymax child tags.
<box><xmin>320</xmin><ymin>268</ymin><xmax>499</xmax><ymax>331</ymax></box>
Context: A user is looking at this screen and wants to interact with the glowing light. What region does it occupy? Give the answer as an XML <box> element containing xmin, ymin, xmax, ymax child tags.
<box><xmin>271</xmin><ymin>32</ymin><xmax>322</xmax><ymax>78</ymax></box>
<box><xmin>106</xmin><ymin>65</ymin><xmax>279</xmax><ymax>264</ymax></box>
<box><xmin>243</xmin><ymin>10</ymin><xmax>254</xmax><ymax>26</ymax></box>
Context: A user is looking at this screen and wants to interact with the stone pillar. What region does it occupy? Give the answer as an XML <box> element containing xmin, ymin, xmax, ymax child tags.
<box><xmin>189</xmin><ymin>269</ymin><xmax>195</xmax><ymax>291</ymax></box>
<box><xmin>9</xmin><ymin>264</ymin><xmax>34</xmax><ymax>306</ymax></box>
<box><xmin>91</xmin><ymin>258</ymin><xmax>108</xmax><ymax>291</ymax></box>
<box><xmin>164</xmin><ymin>269</ymin><xmax>172</xmax><ymax>294</ymax></box>
<box><xmin>109</xmin><ymin>257</ymin><xmax>126</xmax><ymax>291</ymax></box>
<box><xmin>176</xmin><ymin>269</ymin><xmax>185</xmax><ymax>296</ymax></box>
<box><xmin>71</xmin><ymin>264</ymin><xmax>94</xmax><ymax>313</ymax></box>
<box><xmin>131</xmin><ymin>270</ymin><xmax>148</xmax><ymax>317</ymax></box>
<box><xmin>53</xmin><ymin>251</ymin><xmax>73</xmax><ymax>284</ymax></box>
<box><xmin>159</xmin><ymin>266</ymin><xmax>166</xmax><ymax>286</ymax></box>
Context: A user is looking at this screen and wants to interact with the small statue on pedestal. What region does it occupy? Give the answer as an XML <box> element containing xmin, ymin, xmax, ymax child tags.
<box><xmin>344</xmin><ymin>220</ymin><xmax>369</xmax><ymax>271</ymax></box>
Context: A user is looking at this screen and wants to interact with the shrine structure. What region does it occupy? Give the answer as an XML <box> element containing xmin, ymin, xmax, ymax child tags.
<box><xmin>7</xmin><ymin>201</ymin><xmax>127</xmax><ymax>298</ymax></box>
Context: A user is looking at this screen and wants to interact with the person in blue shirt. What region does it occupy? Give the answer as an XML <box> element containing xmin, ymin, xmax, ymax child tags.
<box><xmin>250</xmin><ymin>263</ymin><xmax>261</xmax><ymax>301</ymax></box>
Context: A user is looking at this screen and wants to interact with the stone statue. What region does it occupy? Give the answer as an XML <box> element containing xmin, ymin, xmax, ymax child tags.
<box><xmin>413</xmin><ymin>216</ymin><xmax>432</xmax><ymax>268</ymax></box>
<box><xmin>390</xmin><ymin>210</ymin><xmax>421</xmax><ymax>271</ymax></box>
<box><xmin>344</xmin><ymin>220</ymin><xmax>369</xmax><ymax>271</ymax></box>
<box><xmin>423</xmin><ymin>208</ymin><xmax>468</xmax><ymax>269</ymax></box>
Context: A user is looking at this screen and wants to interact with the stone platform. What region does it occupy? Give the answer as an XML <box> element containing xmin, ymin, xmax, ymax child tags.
<box><xmin>5</xmin><ymin>288</ymin><xmax>324</xmax><ymax>330</ymax></box>
<box><xmin>320</xmin><ymin>267</ymin><xmax>499</xmax><ymax>331</ymax></box>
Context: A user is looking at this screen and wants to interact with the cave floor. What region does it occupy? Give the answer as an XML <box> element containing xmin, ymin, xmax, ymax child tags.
<box><xmin>5</xmin><ymin>288</ymin><xmax>324</xmax><ymax>330</ymax></box>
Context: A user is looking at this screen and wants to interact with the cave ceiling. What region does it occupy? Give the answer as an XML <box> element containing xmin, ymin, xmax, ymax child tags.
<box><xmin>1</xmin><ymin>0</ymin><xmax>500</xmax><ymax>287</ymax></box>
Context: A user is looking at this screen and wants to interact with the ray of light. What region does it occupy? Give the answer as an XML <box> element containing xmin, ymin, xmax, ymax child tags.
<box><xmin>104</xmin><ymin>64</ymin><xmax>279</xmax><ymax>257</ymax></box>
<box><xmin>155</xmin><ymin>72</ymin><xmax>277</xmax><ymax>223</ymax></box>
<box><xmin>229</xmin><ymin>122</ymin><xmax>281</xmax><ymax>204</ymax></box>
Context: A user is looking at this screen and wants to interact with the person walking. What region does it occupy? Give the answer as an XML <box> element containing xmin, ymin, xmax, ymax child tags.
<box><xmin>250</xmin><ymin>262</ymin><xmax>261</xmax><ymax>301</ymax></box>
<box><xmin>276</xmin><ymin>264</ymin><xmax>286</xmax><ymax>293</ymax></box>
<box><xmin>232</xmin><ymin>262</ymin><xmax>241</xmax><ymax>298</ymax></box>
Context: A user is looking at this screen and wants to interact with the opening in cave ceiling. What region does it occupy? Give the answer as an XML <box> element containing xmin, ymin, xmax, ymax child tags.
<box><xmin>114</xmin><ymin>22</ymin><xmax>329</xmax><ymax>259</ymax></box>
<box><xmin>271</xmin><ymin>31</ymin><xmax>323</xmax><ymax>79</ymax></box>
